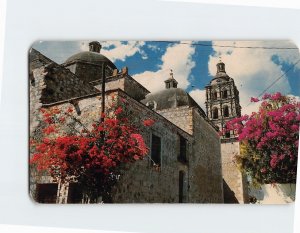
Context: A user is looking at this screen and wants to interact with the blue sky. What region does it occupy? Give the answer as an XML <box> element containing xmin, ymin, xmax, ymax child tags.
<box><xmin>32</xmin><ymin>40</ymin><xmax>300</xmax><ymax>114</ymax></box>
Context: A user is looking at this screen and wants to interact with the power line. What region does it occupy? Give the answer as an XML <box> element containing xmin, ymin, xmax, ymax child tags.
<box><xmin>155</xmin><ymin>41</ymin><xmax>299</xmax><ymax>50</ymax></box>
<box><xmin>246</xmin><ymin>59</ymin><xmax>300</xmax><ymax>107</ymax></box>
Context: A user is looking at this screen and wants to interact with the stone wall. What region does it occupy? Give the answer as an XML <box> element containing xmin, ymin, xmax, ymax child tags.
<box><xmin>221</xmin><ymin>141</ymin><xmax>249</xmax><ymax>203</ymax></box>
<box><xmin>30</xmin><ymin>89</ymin><xmax>224</xmax><ymax>203</ymax></box>
<box><xmin>158</xmin><ymin>106</ymin><xmax>224</xmax><ymax>203</ymax></box>
<box><xmin>94</xmin><ymin>75</ymin><xmax>150</xmax><ymax>101</ymax></box>
<box><xmin>29</xmin><ymin>65</ymin><xmax>97</xmax><ymax>131</ymax></box>
<box><xmin>189</xmin><ymin>108</ymin><xmax>224</xmax><ymax>203</ymax></box>
<box><xmin>123</xmin><ymin>75</ymin><xmax>150</xmax><ymax>101</ymax></box>
<box><xmin>110</xmin><ymin>91</ymin><xmax>192</xmax><ymax>203</ymax></box>
<box><xmin>157</xmin><ymin>106</ymin><xmax>193</xmax><ymax>134</ymax></box>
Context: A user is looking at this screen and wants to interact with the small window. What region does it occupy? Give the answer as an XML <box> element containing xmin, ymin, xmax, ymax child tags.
<box><xmin>213</xmin><ymin>108</ymin><xmax>218</xmax><ymax>119</ymax></box>
<box><xmin>223</xmin><ymin>90</ymin><xmax>228</xmax><ymax>98</ymax></box>
<box><xmin>178</xmin><ymin>135</ymin><xmax>187</xmax><ymax>162</ymax></box>
<box><xmin>151</xmin><ymin>134</ymin><xmax>161</xmax><ymax>166</ymax></box>
<box><xmin>223</xmin><ymin>105</ymin><xmax>229</xmax><ymax>117</ymax></box>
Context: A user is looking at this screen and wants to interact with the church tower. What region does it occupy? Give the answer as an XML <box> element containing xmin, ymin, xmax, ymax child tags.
<box><xmin>205</xmin><ymin>60</ymin><xmax>241</xmax><ymax>139</ymax></box>
<box><xmin>205</xmin><ymin>60</ymin><xmax>248</xmax><ymax>203</ymax></box>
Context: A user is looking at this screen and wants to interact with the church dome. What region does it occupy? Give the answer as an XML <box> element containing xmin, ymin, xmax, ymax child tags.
<box><xmin>63</xmin><ymin>41</ymin><xmax>116</xmax><ymax>69</ymax></box>
<box><xmin>62</xmin><ymin>41</ymin><xmax>117</xmax><ymax>83</ymax></box>
<box><xmin>142</xmin><ymin>88</ymin><xmax>198</xmax><ymax>111</ymax></box>
<box><xmin>142</xmin><ymin>70</ymin><xmax>205</xmax><ymax>113</ymax></box>
<box><xmin>64</xmin><ymin>51</ymin><xmax>116</xmax><ymax>68</ymax></box>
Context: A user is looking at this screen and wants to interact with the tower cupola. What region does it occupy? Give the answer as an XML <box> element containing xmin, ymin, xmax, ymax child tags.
<box><xmin>164</xmin><ymin>69</ymin><xmax>178</xmax><ymax>89</ymax></box>
<box><xmin>217</xmin><ymin>60</ymin><xmax>226</xmax><ymax>73</ymax></box>
<box><xmin>89</xmin><ymin>41</ymin><xmax>102</xmax><ymax>53</ymax></box>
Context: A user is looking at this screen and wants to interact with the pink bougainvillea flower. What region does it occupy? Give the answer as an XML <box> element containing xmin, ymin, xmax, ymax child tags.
<box><xmin>223</xmin><ymin>92</ymin><xmax>299</xmax><ymax>184</ymax></box>
<box><xmin>250</xmin><ymin>97</ymin><xmax>259</xmax><ymax>103</ymax></box>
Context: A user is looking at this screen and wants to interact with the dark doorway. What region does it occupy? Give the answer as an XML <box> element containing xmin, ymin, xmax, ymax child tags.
<box><xmin>179</xmin><ymin>171</ymin><xmax>184</xmax><ymax>203</ymax></box>
<box><xmin>36</xmin><ymin>183</ymin><xmax>58</xmax><ymax>203</ymax></box>
<box><xmin>67</xmin><ymin>183</ymin><xmax>83</xmax><ymax>203</ymax></box>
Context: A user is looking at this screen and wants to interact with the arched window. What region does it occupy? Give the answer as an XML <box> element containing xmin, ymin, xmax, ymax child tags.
<box><xmin>213</xmin><ymin>108</ymin><xmax>218</xmax><ymax>119</ymax></box>
<box><xmin>223</xmin><ymin>105</ymin><xmax>229</xmax><ymax>117</ymax></box>
<box><xmin>212</xmin><ymin>91</ymin><xmax>218</xmax><ymax>100</ymax></box>
<box><xmin>222</xmin><ymin>90</ymin><xmax>228</xmax><ymax>99</ymax></box>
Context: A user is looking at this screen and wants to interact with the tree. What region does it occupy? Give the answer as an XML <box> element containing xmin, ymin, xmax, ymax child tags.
<box><xmin>30</xmin><ymin>95</ymin><xmax>153</xmax><ymax>202</ymax></box>
<box><xmin>225</xmin><ymin>92</ymin><xmax>299</xmax><ymax>184</ymax></box>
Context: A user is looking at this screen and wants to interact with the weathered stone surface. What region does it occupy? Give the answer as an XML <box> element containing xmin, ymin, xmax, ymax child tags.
<box><xmin>94</xmin><ymin>74</ymin><xmax>150</xmax><ymax>101</ymax></box>
<box><xmin>221</xmin><ymin>142</ymin><xmax>249</xmax><ymax>203</ymax></box>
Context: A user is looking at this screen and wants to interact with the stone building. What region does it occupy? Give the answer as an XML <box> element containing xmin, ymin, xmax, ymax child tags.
<box><xmin>29</xmin><ymin>41</ymin><xmax>224</xmax><ymax>203</ymax></box>
<box><xmin>205</xmin><ymin>60</ymin><xmax>249</xmax><ymax>203</ymax></box>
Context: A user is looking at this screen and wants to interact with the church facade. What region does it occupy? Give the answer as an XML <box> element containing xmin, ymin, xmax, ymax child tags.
<box><xmin>29</xmin><ymin>41</ymin><xmax>246</xmax><ymax>203</ymax></box>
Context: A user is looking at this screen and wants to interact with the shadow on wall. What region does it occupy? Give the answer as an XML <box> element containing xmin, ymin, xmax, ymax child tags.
<box><xmin>223</xmin><ymin>179</ymin><xmax>239</xmax><ymax>203</ymax></box>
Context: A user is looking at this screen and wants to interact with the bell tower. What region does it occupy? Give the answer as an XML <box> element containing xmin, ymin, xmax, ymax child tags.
<box><xmin>205</xmin><ymin>60</ymin><xmax>248</xmax><ymax>204</ymax></box>
<box><xmin>205</xmin><ymin>60</ymin><xmax>241</xmax><ymax>140</ymax></box>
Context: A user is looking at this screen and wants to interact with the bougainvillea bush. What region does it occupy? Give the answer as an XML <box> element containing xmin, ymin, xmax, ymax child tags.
<box><xmin>30</xmin><ymin>95</ymin><xmax>152</xmax><ymax>202</ymax></box>
<box><xmin>225</xmin><ymin>92</ymin><xmax>299</xmax><ymax>184</ymax></box>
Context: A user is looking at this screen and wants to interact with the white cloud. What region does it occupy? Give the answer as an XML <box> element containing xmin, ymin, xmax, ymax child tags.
<box><xmin>147</xmin><ymin>44</ymin><xmax>160</xmax><ymax>51</ymax></box>
<box><xmin>79</xmin><ymin>41</ymin><xmax>146</xmax><ymax>62</ymax></box>
<box><xmin>189</xmin><ymin>89</ymin><xmax>206</xmax><ymax>110</ymax></box>
<box><xmin>79</xmin><ymin>41</ymin><xmax>90</xmax><ymax>51</ymax></box>
<box><xmin>133</xmin><ymin>42</ymin><xmax>196</xmax><ymax>93</ymax></box>
<box><xmin>208</xmin><ymin>40</ymin><xmax>300</xmax><ymax>115</ymax></box>
<box><xmin>242</xmin><ymin>100</ymin><xmax>262</xmax><ymax>116</ymax></box>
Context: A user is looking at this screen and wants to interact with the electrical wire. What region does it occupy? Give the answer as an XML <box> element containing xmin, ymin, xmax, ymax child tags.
<box><xmin>246</xmin><ymin>59</ymin><xmax>300</xmax><ymax>107</ymax></box>
<box><xmin>154</xmin><ymin>41</ymin><xmax>299</xmax><ymax>50</ymax></box>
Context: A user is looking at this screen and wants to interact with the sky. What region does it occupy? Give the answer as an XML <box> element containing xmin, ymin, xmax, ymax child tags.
<box><xmin>32</xmin><ymin>40</ymin><xmax>300</xmax><ymax>115</ymax></box>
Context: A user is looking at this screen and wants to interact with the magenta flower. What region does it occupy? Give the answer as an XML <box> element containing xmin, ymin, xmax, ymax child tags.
<box><xmin>223</xmin><ymin>92</ymin><xmax>299</xmax><ymax>184</ymax></box>
<box><xmin>250</xmin><ymin>97</ymin><xmax>259</xmax><ymax>102</ymax></box>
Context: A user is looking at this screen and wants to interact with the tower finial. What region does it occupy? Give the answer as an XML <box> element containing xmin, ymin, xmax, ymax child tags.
<box><xmin>170</xmin><ymin>69</ymin><xmax>174</xmax><ymax>79</ymax></box>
